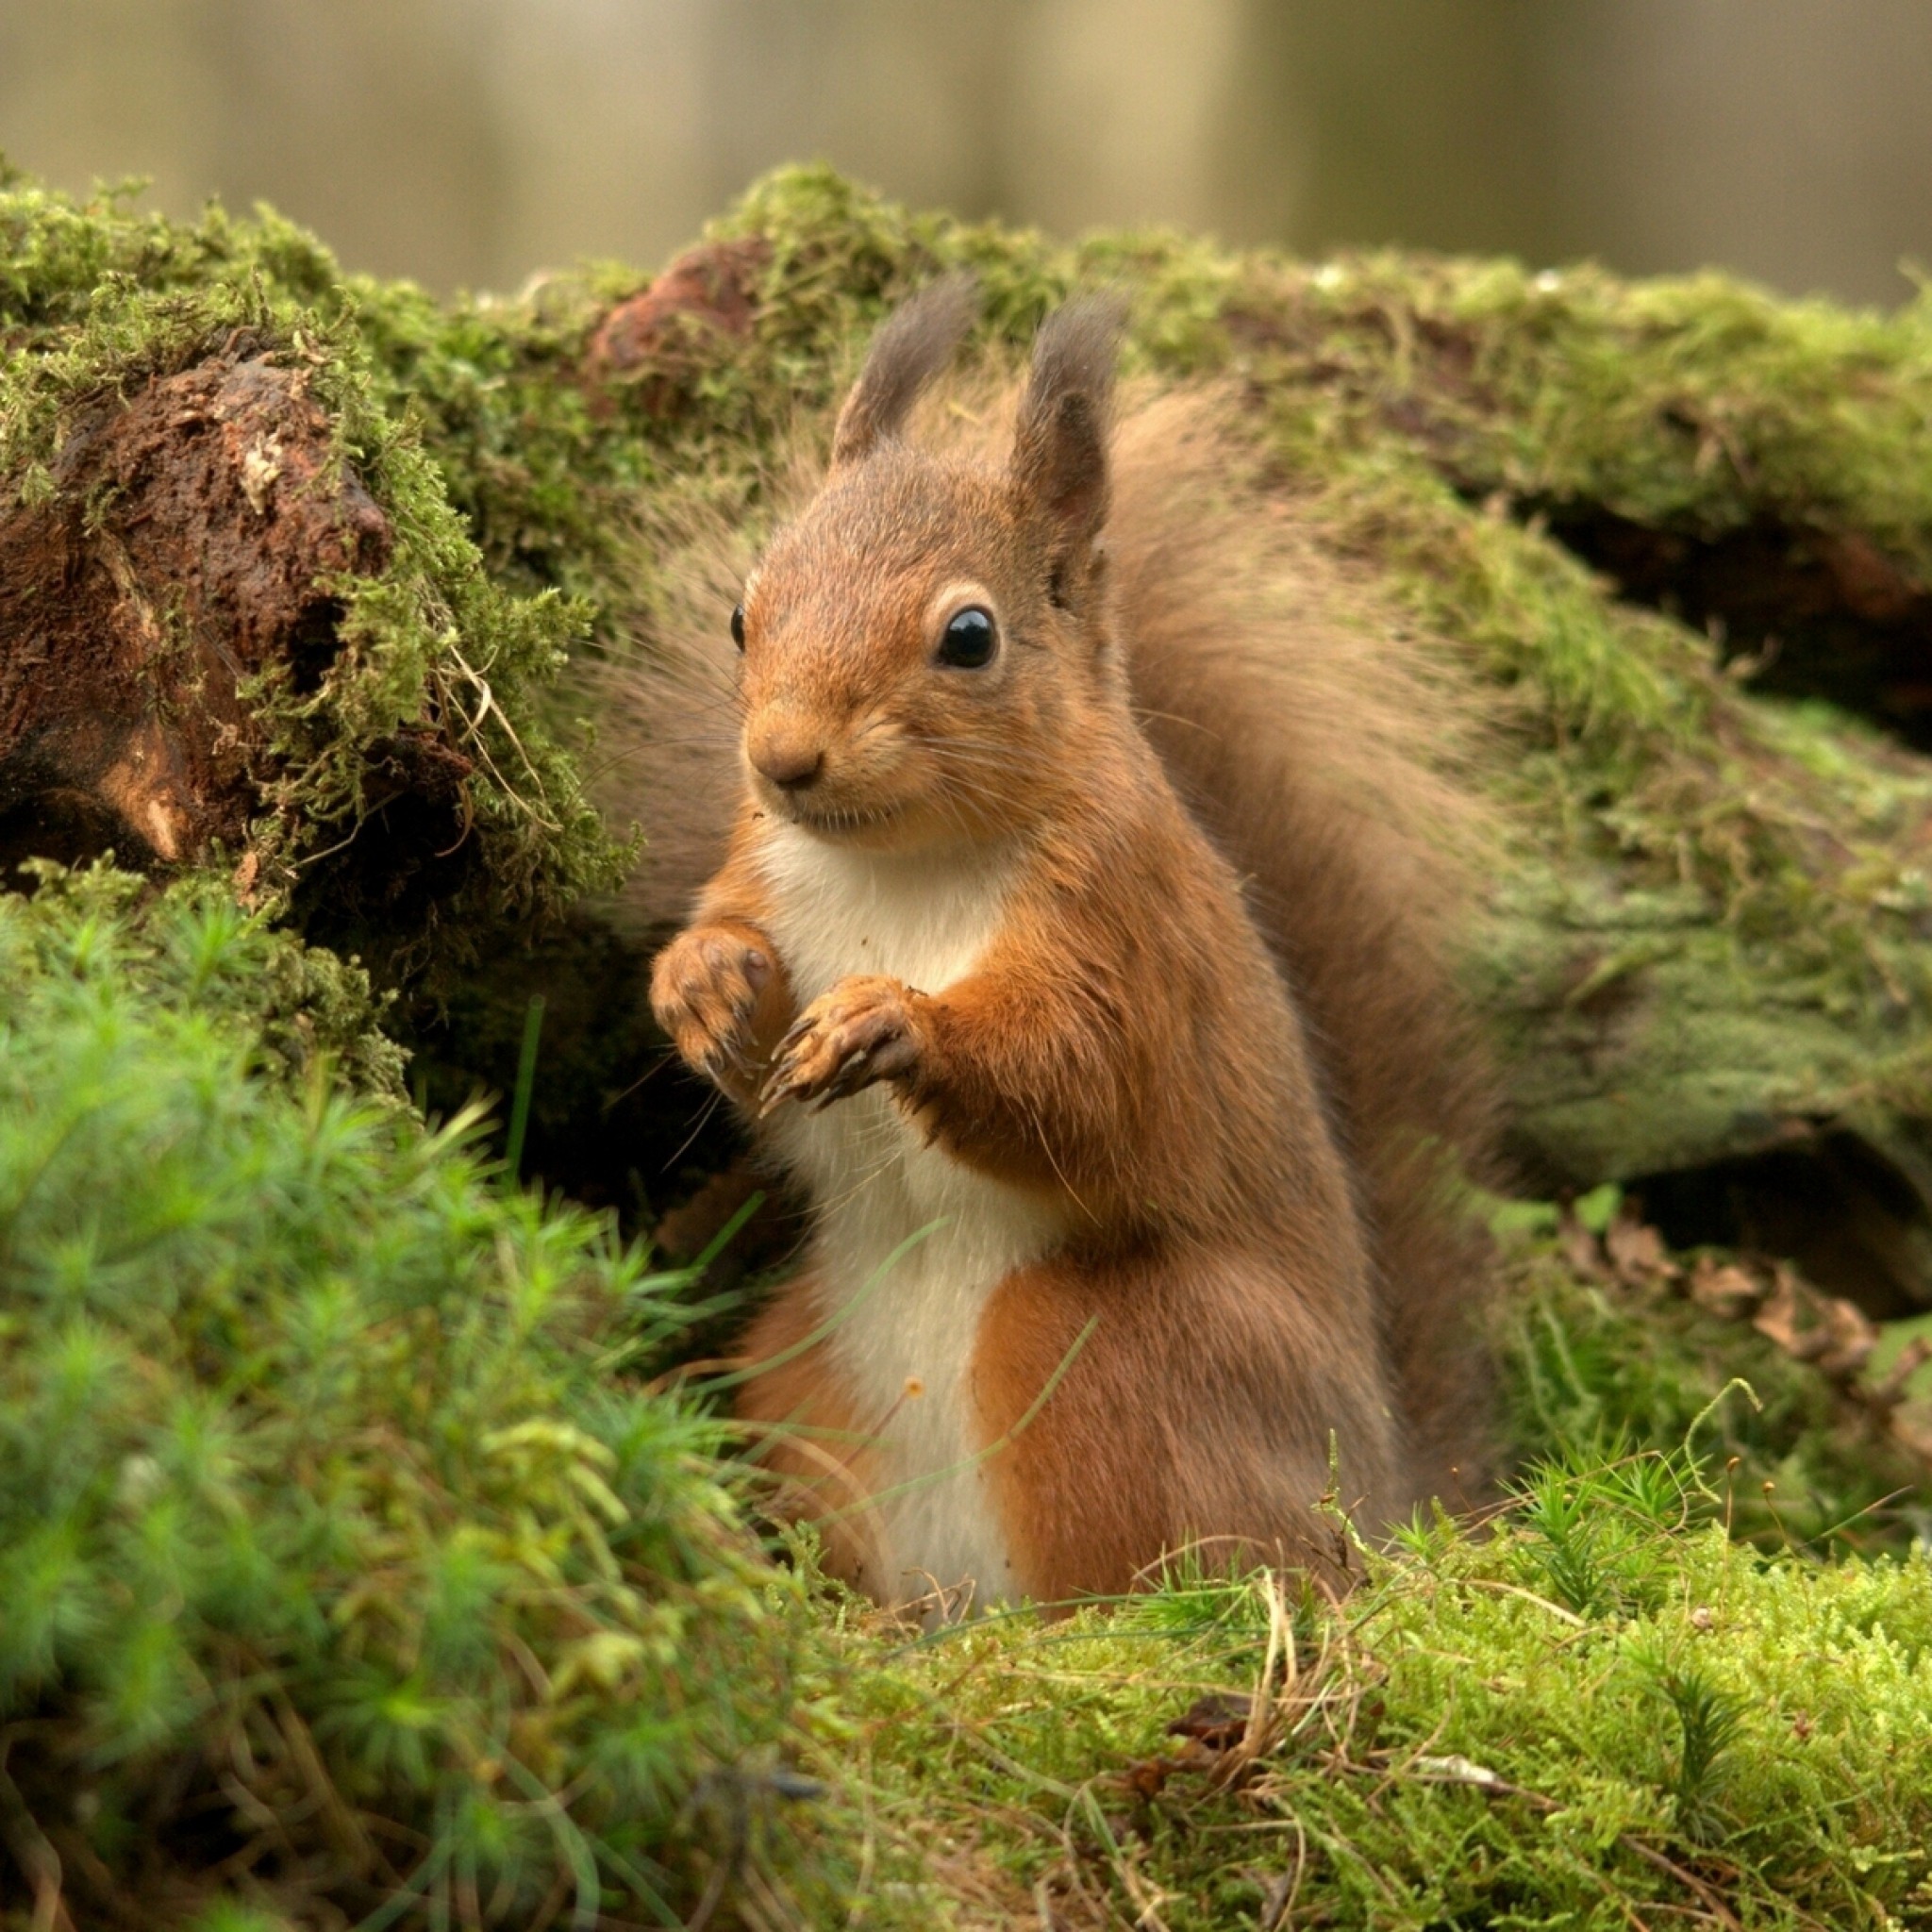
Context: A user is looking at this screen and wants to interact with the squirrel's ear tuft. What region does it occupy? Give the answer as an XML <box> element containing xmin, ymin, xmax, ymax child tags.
<box><xmin>1010</xmin><ymin>295</ymin><xmax>1126</xmax><ymax>585</ymax></box>
<box><xmin>830</xmin><ymin>274</ymin><xmax>979</xmax><ymax>468</ymax></box>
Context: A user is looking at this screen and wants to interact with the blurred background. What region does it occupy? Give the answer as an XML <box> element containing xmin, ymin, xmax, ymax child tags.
<box><xmin>3</xmin><ymin>0</ymin><xmax>1930</xmax><ymax>306</ymax></box>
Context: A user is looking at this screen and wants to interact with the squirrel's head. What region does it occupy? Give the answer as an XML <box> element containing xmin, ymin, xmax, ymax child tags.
<box><xmin>732</xmin><ymin>278</ymin><xmax>1126</xmax><ymax>851</ymax></box>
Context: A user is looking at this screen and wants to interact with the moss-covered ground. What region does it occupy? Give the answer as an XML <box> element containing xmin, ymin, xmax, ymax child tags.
<box><xmin>10</xmin><ymin>163</ymin><xmax>1932</xmax><ymax>1924</ymax></box>
<box><xmin>8</xmin><ymin>875</ymin><xmax>1929</xmax><ymax>1928</ymax></box>
<box><xmin>816</xmin><ymin>1455</ymin><xmax>1932</xmax><ymax>1931</ymax></box>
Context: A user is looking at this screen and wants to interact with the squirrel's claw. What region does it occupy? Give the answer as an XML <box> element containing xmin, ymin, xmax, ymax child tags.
<box><xmin>649</xmin><ymin>924</ymin><xmax>782</xmax><ymax>1102</ymax></box>
<box><xmin>758</xmin><ymin>976</ymin><xmax>921</xmax><ymax>1117</ymax></box>
<box><xmin>808</xmin><ymin>1046</ymin><xmax>871</xmax><ymax>1110</ymax></box>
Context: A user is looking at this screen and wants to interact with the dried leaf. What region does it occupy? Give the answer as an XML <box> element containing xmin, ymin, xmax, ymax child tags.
<box><xmin>1689</xmin><ymin>1257</ymin><xmax>1764</xmax><ymax>1320</ymax></box>
<box><xmin>1606</xmin><ymin>1212</ymin><xmax>1680</xmax><ymax>1288</ymax></box>
<box><xmin>1166</xmin><ymin>1691</ymin><xmax>1254</xmax><ymax>1751</ymax></box>
<box><xmin>1557</xmin><ymin>1211</ymin><xmax>1609</xmax><ymax>1282</ymax></box>
<box><xmin>1815</xmin><ymin>1296</ymin><xmax>1878</xmax><ymax>1380</ymax></box>
<box><xmin>1751</xmin><ymin>1267</ymin><xmax>1810</xmax><ymax>1355</ymax></box>
<box><xmin>1121</xmin><ymin>1757</ymin><xmax>1175</xmax><ymax>1802</ymax></box>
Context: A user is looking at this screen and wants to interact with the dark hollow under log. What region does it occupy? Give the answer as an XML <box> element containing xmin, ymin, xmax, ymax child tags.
<box><xmin>1541</xmin><ymin>506</ymin><xmax>1932</xmax><ymax>747</ymax></box>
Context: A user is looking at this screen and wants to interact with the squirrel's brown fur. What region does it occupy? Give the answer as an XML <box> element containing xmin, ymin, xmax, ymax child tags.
<box><xmin>608</xmin><ymin>283</ymin><xmax>1497</xmax><ymax>1616</ymax></box>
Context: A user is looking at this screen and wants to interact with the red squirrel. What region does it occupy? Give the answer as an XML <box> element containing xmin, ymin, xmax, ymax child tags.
<box><xmin>641</xmin><ymin>279</ymin><xmax>1495</xmax><ymax>1616</ymax></box>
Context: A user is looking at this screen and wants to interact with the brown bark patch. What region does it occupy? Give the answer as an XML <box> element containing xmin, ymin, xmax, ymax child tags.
<box><xmin>584</xmin><ymin>237</ymin><xmax>771</xmax><ymax>417</ymax></box>
<box><xmin>0</xmin><ymin>342</ymin><xmax>391</xmax><ymax>881</ymax></box>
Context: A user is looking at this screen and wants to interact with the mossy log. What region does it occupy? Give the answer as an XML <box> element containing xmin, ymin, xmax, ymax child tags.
<box><xmin>8</xmin><ymin>162</ymin><xmax>1932</xmax><ymax>1302</ymax></box>
<box><xmin>0</xmin><ymin>174</ymin><xmax>625</xmax><ymax>988</ymax></box>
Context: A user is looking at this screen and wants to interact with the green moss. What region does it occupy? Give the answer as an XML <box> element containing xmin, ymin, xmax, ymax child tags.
<box><xmin>1371</xmin><ymin>256</ymin><xmax>1932</xmax><ymax>561</ymax></box>
<box><xmin>0</xmin><ymin>871</ymin><xmax>831</xmax><ymax>1926</ymax></box>
<box><xmin>827</xmin><ymin>1457</ymin><xmax>1932</xmax><ymax>1930</ymax></box>
<box><xmin>1</xmin><ymin>861</ymin><xmax>407</xmax><ymax>1100</ymax></box>
<box><xmin>1495</xmin><ymin>1234</ymin><xmax>1929</xmax><ymax>1553</ymax></box>
<box><xmin>1204</xmin><ymin>265</ymin><xmax>1932</xmax><ymax>1191</ymax></box>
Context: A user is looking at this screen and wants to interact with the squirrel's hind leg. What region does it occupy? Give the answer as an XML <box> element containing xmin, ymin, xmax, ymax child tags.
<box><xmin>972</xmin><ymin>1253</ymin><xmax>1386</xmax><ymax>1606</ymax></box>
<box><xmin>731</xmin><ymin>1274</ymin><xmax>891</xmax><ymax>1600</ymax></box>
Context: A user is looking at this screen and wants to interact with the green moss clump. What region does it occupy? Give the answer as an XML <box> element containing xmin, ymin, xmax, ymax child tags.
<box><xmin>2</xmin><ymin>861</ymin><xmax>407</xmax><ymax>1101</ymax></box>
<box><xmin>835</xmin><ymin>1456</ymin><xmax>1932</xmax><ymax>1930</ymax></box>
<box><xmin>0</xmin><ymin>873</ymin><xmax>824</xmax><ymax>1926</ymax></box>
<box><xmin>1203</xmin><ymin>251</ymin><xmax>1932</xmax><ymax>1191</ymax></box>
<box><xmin>1289</xmin><ymin>253</ymin><xmax>1932</xmax><ymax>566</ymax></box>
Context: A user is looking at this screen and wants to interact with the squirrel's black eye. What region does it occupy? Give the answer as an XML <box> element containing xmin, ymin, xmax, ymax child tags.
<box><xmin>730</xmin><ymin>603</ymin><xmax>746</xmax><ymax>651</ymax></box>
<box><xmin>938</xmin><ymin>606</ymin><xmax>997</xmax><ymax>669</ymax></box>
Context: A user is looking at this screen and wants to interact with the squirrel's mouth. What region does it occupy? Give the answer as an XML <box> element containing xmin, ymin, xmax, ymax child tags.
<box><xmin>776</xmin><ymin>793</ymin><xmax>907</xmax><ymax>839</ymax></box>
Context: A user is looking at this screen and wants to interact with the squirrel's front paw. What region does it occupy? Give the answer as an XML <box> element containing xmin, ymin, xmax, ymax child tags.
<box><xmin>650</xmin><ymin>924</ymin><xmax>784</xmax><ymax>1097</ymax></box>
<box><xmin>760</xmin><ymin>975</ymin><xmax>923</xmax><ymax>1115</ymax></box>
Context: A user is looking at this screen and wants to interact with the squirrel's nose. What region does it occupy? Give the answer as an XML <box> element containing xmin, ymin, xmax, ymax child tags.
<box><xmin>748</xmin><ymin>726</ymin><xmax>824</xmax><ymax>791</ymax></box>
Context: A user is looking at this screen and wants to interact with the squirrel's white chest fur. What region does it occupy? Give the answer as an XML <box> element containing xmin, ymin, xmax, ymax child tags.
<box><xmin>755</xmin><ymin>823</ymin><xmax>1062</xmax><ymax>1614</ymax></box>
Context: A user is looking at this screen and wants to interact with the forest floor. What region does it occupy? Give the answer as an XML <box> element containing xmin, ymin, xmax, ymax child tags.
<box><xmin>8</xmin><ymin>160</ymin><xmax>1932</xmax><ymax>1928</ymax></box>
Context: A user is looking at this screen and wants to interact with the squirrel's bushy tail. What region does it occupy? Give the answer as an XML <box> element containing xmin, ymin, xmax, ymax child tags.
<box><xmin>588</xmin><ymin>476</ymin><xmax>774</xmax><ymax>939</ymax></box>
<box><xmin>592</xmin><ymin>380</ymin><xmax>1500</xmax><ymax>1500</ymax></box>
<box><xmin>1108</xmin><ymin>392</ymin><xmax>1499</xmax><ymax>1497</ymax></box>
